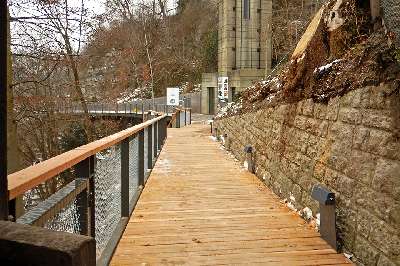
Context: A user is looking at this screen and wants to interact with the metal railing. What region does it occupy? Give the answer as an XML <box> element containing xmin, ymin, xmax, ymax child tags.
<box><xmin>6</xmin><ymin>112</ymin><xmax>187</xmax><ymax>264</ymax></box>
<box><xmin>54</xmin><ymin>96</ymin><xmax>197</xmax><ymax>117</ymax></box>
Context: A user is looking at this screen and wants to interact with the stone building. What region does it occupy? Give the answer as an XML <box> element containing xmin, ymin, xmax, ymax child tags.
<box><xmin>201</xmin><ymin>0</ymin><xmax>273</xmax><ymax>114</ymax></box>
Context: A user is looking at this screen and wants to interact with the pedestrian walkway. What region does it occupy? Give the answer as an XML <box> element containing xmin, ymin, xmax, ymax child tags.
<box><xmin>110</xmin><ymin>123</ymin><xmax>352</xmax><ymax>265</ymax></box>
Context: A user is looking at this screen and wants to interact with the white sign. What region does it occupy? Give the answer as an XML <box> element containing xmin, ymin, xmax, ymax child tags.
<box><xmin>167</xmin><ymin>87</ymin><xmax>180</xmax><ymax>106</ymax></box>
<box><xmin>218</xmin><ymin>77</ymin><xmax>229</xmax><ymax>100</ymax></box>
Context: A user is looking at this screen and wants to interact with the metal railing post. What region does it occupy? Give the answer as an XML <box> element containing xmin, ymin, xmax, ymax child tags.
<box><xmin>177</xmin><ymin>111</ymin><xmax>180</xmax><ymax>128</ymax></box>
<box><xmin>158</xmin><ymin>119</ymin><xmax>163</xmax><ymax>149</ymax></box>
<box><xmin>138</xmin><ymin>130</ymin><xmax>145</xmax><ymax>187</ymax></box>
<box><xmin>184</xmin><ymin>109</ymin><xmax>187</xmax><ymax>126</ymax></box>
<box><xmin>163</xmin><ymin>117</ymin><xmax>167</xmax><ymax>144</ymax></box>
<box><xmin>121</xmin><ymin>138</ymin><xmax>130</xmax><ymax>217</ymax></box>
<box><xmin>154</xmin><ymin>121</ymin><xmax>158</xmax><ymax>156</ymax></box>
<box><xmin>147</xmin><ymin>125</ymin><xmax>153</xmax><ymax>169</ymax></box>
<box><xmin>75</xmin><ymin>155</ymin><xmax>96</xmax><ymax>237</ymax></box>
<box><xmin>141</xmin><ymin>103</ymin><xmax>144</xmax><ymax>121</ymax></box>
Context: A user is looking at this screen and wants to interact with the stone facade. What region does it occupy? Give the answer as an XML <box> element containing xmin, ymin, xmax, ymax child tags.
<box><xmin>201</xmin><ymin>0</ymin><xmax>273</xmax><ymax>114</ymax></box>
<box><xmin>214</xmin><ymin>84</ymin><xmax>400</xmax><ymax>265</ymax></box>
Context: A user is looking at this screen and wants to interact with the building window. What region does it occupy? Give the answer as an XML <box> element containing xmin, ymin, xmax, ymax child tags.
<box><xmin>243</xmin><ymin>0</ymin><xmax>250</xmax><ymax>20</ymax></box>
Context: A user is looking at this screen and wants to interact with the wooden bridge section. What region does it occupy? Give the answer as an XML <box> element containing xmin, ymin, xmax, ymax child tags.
<box><xmin>111</xmin><ymin>123</ymin><xmax>352</xmax><ymax>265</ymax></box>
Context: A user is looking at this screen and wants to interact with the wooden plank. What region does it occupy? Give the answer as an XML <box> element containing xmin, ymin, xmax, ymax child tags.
<box><xmin>7</xmin><ymin>115</ymin><xmax>167</xmax><ymax>200</ymax></box>
<box><xmin>110</xmin><ymin>123</ymin><xmax>353</xmax><ymax>265</ymax></box>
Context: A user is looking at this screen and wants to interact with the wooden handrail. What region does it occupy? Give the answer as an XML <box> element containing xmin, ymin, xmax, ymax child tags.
<box><xmin>7</xmin><ymin>115</ymin><xmax>167</xmax><ymax>200</ymax></box>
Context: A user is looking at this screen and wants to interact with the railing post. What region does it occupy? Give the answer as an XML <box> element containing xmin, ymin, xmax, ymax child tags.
<box><xmin>176</xmin><ymin>111</ymin><xmax>180</xmax><ymax>128</ymax></box>
<box><xmin>75</xmin><ymin>155</ymin><xmax>96</xmax><ymax>237</ymax></box>
<box><xmin>147</xmin><ymin>125</ymin><xmax>153</xmax><ymax>169</ymax></box>
<box><xmin>184</xmin><ymin>109</ymin><xmax>187</xmax><ymax>126</ymax></box>
<box><xmin>158</xmin><ymin>119</ymin><xmax>163</xmax><ymax>149</ymax></box>
<box><xmin>154</xmin><ymin>121</ymin><xmax>158</xmax><ymax>156</ymax></box>
<box><xmin>163</xmin><ymin>117</ymin><xmax>168</xmax><ymax>144</ymax></box>
<box><xmin>121</xmin><ymin>138</ymin><xmax>130</xmax><ymax>217</ymax></box>
<box><xmin>138</xmin><ymin>130</ymin><xmax>145</xmax><ymax>187</ymax></box>
<box><xmin>141</xmin><ymin>103</ymin><xmax>144</xmax><ymax>121</ymax></box>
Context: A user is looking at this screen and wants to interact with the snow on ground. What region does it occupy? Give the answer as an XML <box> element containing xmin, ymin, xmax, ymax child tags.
<box><xmin>117</xmin><ymin>88</ymin><xmax>143</xmax><ymax>103</ymax></box>
<box><xmin>314</xmin><ymin>59</ymin><xmax>342</xmax><ymax>74</ymax></box>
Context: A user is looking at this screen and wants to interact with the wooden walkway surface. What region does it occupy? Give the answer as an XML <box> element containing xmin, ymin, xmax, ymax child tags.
<box><xmin>111</xmin><ymin>123</ymin><xmax>352</xmax><ymax>265</ymax></box>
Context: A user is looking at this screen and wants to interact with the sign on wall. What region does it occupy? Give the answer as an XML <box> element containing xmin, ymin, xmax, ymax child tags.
<box><xmin>218</xmin><ymin>77</ymin><xmax>229</xmax><ymax>101</ymax></box>
<box><xmin>167</xmin><ymin>87</ymin><xmax>180</xmax><ymax>106</ymax></box>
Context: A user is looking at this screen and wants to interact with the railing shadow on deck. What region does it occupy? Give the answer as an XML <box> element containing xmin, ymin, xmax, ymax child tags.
<box><xmin>3</xmin><ymin>108</ymin><xmax>191</xmax><ymax>266</ymax></box>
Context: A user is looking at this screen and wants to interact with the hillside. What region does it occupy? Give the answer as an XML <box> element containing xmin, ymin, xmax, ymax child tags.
<box><xmin>217</xmin><ymin>0</ymin><xmax>400</xmax><ymax>119</ymax></box>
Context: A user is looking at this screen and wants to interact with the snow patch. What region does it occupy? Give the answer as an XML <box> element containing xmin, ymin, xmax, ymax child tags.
<box><xmin>344</xmin><ymin>253</ymin><xmax>353</xmax><ymax>260</ymax></box>
<box><xmin>209</xmin><ymin>136</ymin><xmax>217</xmax><ymax>141</ymax></box>
<box><xmin>300</xmin><ymin>207</ymin><xmax>313</xmax><ymax>221</ymax></box>
<box><xmin>314</xmin><ymin>59</ymin><xmax>342</xmax><ymax>74</ymax></box>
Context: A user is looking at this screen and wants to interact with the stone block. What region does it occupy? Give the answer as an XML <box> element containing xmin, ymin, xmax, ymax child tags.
<box><xmin>316</xmin><ymin>120</ymin><xmax>329</xmax><ymax>137</ymax></box>
<box><xmin>377</xmin><ymin>254</ymin><xmax>397</xmax><ymax>266</ymax></box>
<box><xmin>372</xmin><ymin>158</ymin><xmax>400</xmax><ymax>200</ymax></box>
<box><xmin>339</xmin><ymin>107</ymin><xmax>362</xmax><ymax>124</ymax></box>
<box><xmin>294</xmin><ymin>115</ymin><xmax>307</xmax><ymax>130</ymax></box>
<box><xmin>353</xmin><ymin>236</ymin><xmax>380</xmax><ymax>266</ymax></box>
<box><xmin>313</xmin><ymin>103</ymin><xmax>327</xmax><ymax>120</ymax></box>
<box><xmin>354</xmin><ymin>185</ymin><xmax>397</xmax><ymax>223</ymax></box>
<box><xmin>328</xmin><ymin>121</ymin><xmax>354</xmax><ymax>142</ymax></box>
<box><xmin>360</xmin><ymin>87</ymin><xmax>372</xmax><ymax>108</ymax></box>
<box><xmin>362</xmin><ymin>109</ymin><xmax>393</xmax><ymax>131</ymax></box>
<box><xmin>353</xmin><ymin>126</ymin><xmax>370</xmax><ymax>149</ymax></box>
<box><xmin>313</xmin><ymin>162</ymin><xmax>326</xmax><ymax>182</ymax></box>
<box><xmin>346</xmin><ymin>150</ymin><xmax>377</xmax><ymax>186</ymax></box>
<box><xmin>326</xmin><ymin>96</ymin><xmax>341</xmax><ymax>121</ymax></box>
<box><xmin>0</xmin><ymin>221</ymin><xmax>96</xmax><ymax>266</ymax></box>
<box><xmin>302</xmin><ymin>99</ymin><xmax>314</xmax><ymax>116</ymax></box>
<box><xmin>326</xmin><ymin>142</ymin><xmax>351</xmax><ymax>173</ymax></box>
<box><xmin>369</xmin><ymin>223</ymin><xmax>400</xmax><ymax>262</ymax></box>
<box><xmin>360</xmin><ymin>129</ymin><xmax>400</xmax><ymax>160</ymax></box>
<box><xmin>341</xmin><ymin>88</ymin><xmax>362</xmax><ymax>108</ymax></box>
<box><xmin>324</xmin><ymin>168</ymin><xmax>355</xmax><ymax>197</ymax></box>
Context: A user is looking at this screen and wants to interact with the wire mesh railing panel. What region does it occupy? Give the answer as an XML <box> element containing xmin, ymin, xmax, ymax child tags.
<box><xmin>129</xmin><ymin>136</ymin><xmax>139</xmax><ymax>205</ymax></box>
<box><xmin>44</xmin><ymin>199</ymin><xmax>80</xmax><ymax>234</ymax></box>
<box><xmin>94</xmin><ymin>146</ymin><xmax>121</xmax><ymax>254</ymax></box>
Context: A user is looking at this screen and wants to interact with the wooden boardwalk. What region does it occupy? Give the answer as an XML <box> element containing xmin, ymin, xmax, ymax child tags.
<box><xmin>111</xmin><ymin>123</ymin><xmax>352</xmax><ymax>265</ymax></box>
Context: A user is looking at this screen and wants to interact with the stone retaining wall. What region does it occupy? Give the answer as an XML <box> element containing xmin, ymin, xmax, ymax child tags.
<box><xmin>214</xmin><ymin>84</ymin><xmax>400</xmax><ymax>265</ymax></box>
